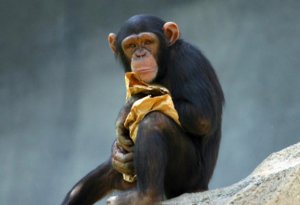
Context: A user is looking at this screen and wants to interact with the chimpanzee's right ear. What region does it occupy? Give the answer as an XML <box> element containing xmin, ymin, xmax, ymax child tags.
<box><xmin>108</xmin><ymin>33</ymin><xmax>117</xmax><ymax>54</ymax></box>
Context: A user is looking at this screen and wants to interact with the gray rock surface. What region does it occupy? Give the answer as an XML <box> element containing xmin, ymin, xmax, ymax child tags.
<box><xmin>162</xmin><ymin>142</ymin><xmax>300</xmax><ymax>205</ymax></box>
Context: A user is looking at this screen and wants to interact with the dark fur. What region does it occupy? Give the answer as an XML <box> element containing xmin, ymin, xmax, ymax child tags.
<box><xmin>62</xmin><ymin>14</ymin><xmax>224</xmax><ymax>205</ymax></box>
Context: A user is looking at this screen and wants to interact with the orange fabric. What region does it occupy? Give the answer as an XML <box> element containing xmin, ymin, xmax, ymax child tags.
<box><xmin>124</xmin><ymin>72</ymin><xmax>181</xmax><ymax>142</ymax></box>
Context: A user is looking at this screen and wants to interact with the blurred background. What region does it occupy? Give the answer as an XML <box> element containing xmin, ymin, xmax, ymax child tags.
<box><xmin>1</xmin><ymin>0</ymin><xmax>299</xmax><ymax>204</ymax></box>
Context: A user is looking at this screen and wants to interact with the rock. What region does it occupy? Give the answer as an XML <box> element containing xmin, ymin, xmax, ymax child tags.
<box><xmin>162</xmin><ymin>142</ymin><xmax>300</xmax><ymax>205</ymax></box>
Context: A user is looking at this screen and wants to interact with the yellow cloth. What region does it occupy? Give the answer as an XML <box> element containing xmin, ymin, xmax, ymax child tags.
<box><xmin>124</xmin><ymin>72</ymin><xmax>181</xmax><ymax>142</ymax></box>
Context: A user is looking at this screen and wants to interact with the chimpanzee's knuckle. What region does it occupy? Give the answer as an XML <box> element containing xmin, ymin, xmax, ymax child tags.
<box><xmin>124</xmin><ymin>152</ymin><xmax>134</xmax><ymax>162</ymax></box>
<box><xmin>112</xmin><ymin>160</ymin><xmax>124</xmax><ymax>172</ymax></box>
<box><xmin>118</xmin><ymin>136</ymin><xmax>129</xmax><ymax>147</ymax></box>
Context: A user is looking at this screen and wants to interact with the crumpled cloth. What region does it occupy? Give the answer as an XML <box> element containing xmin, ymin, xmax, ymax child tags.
<box><xmin>123</xmin><ymin>72</ymin><xmax>181</xmax><ymax>142</ymax></box>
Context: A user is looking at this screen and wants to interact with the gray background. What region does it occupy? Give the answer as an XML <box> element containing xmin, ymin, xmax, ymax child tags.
<box><xmin>1</xmin><ymin>0</ymin><xmax>299</xmax><ymax>205</ymax></box>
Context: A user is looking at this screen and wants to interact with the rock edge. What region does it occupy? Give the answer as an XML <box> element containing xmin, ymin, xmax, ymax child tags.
<box><xmin>162</xmin><ymin>142</ymin><xmax>300</xmax><ymax>205</ymax></box>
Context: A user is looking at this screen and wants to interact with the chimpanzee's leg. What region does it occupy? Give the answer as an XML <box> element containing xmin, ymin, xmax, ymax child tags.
<box><xmin>62</xmin><ymin>158</ymin><xmax>136</xmax><ymax>205</ymax></box>
<box><xmin>107</xmin><ymin>111</ymin><xmax>204</xmax><ymax>205</ymax></box>
<box><xmin>62</xmin><ymin>160</ymin><xmax>116</xmax><ymax>205</ymax></box>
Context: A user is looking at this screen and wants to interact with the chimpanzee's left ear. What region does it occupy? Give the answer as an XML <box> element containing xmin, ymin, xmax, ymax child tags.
<box><xmin>163</xmin><ymin>22</ymin><xmax>180</xmax><ymax>46</ymax></box>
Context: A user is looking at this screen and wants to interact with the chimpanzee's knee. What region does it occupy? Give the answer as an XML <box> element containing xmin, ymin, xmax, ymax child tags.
<box><xmin>137</xmin><ymin>112</ymin><xmax>176</xmax><ymax>136</ymax></box>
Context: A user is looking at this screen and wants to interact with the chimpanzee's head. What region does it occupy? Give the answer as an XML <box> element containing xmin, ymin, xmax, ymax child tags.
<box><xmin>108</xmin><ymin>15</ymin><xmax>180</xmax><ymax>83</ymax></box>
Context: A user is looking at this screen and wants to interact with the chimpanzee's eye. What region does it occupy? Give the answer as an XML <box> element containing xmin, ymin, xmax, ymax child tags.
<box><xmin>128</xmin><ymin>43</ymin><xmax>136</xmax><ymax>49</ymax></box>
<box><xmin>144</xmin><ymin>40</ymin><xmax>152</xmax><ymax>45</ymax></box>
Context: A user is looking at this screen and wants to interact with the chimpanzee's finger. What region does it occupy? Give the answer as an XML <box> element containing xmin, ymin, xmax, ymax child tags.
<box><xmin>112</xmin><ymin>158</ymin><xmax>135</xmax><ymax>175</ymax></box>
<box><xmin>116</xmin><ymin>137</ymin><xmax>134</xmax><ymax>152</ymax></box>
<box><xmin>113</xmin><ymin>151</ymin><xmax>133</xmax><ymax>163</ymax></box>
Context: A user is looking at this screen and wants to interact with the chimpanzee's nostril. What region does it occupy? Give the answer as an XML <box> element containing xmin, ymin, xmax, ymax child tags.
<box><xmin>139</xmin><ymin>53</ymin><xmax>146</xmax><ymax>58</ymax></box>
<box><xmin>135</xmin><ymin>49</ymin><xmax>147</xmax><ymax>58</ymax></box>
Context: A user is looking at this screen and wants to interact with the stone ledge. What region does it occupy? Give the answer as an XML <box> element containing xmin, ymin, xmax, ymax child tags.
<box><xmin>162</xmin><ymin>142</ymin><xmax>300</xmax><ymax>205</ymax></box>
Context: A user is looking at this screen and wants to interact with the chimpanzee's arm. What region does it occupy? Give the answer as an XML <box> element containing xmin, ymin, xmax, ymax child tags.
<box><xmin>61</xmin><ymin>159</ymin><xmax>114</xmax><ymax>205</ymax></box>
<box><xmin>175</xmin><ymin>100</ymin><xmax>217</xmax><ymax>137</ymax></box>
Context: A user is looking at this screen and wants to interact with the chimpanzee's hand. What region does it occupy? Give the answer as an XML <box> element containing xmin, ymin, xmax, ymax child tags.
<box><xmin>112</xmin><ymin>95</ymin><xmax>143</xmax><ymax>175</ymax></box>
<box><xmin>111</xmin><ymin>140</ymin><xmax>134</xmax><ymax>175</ymax></box>
<box><xmin>115</xmin><ymin>102</ymin><xmax>134</xmax><ymax>153</ymax></box>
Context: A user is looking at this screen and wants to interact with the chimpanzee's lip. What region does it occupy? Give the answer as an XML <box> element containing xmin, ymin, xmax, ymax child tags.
<box><xmin>135</xmin><ymin>68</ymin><xmax>153</xmax><ymax>73</ymax></box>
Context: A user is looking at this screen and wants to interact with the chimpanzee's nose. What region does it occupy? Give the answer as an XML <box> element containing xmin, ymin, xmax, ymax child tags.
<box><xmin>135</xmin><ymin>49</ymin><xmax>147</xmax><ymax>58</ymax></box>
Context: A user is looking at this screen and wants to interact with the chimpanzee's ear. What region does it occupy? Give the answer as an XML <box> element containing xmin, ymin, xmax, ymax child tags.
<box><xmin>163</xmin><ymin>22</ymin><xmax>180</xmax><ymax>46</ymax></box>
<box><xmin>108</xmin><ymin>33</ymin><xmax>117</xmax><ymax>53</ymax></box>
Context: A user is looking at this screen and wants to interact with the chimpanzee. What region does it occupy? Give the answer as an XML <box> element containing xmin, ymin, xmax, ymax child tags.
<box><xmin>61</xmin><ymin>14</ymin><xmax>224</xmax><ymax>205</ymax></box>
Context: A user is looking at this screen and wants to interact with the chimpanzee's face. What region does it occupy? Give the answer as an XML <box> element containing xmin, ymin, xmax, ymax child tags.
<box><xmin>121</xmin><ymin>32</ymin><xmax>160</xmax><ymax>83</ymax></box>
